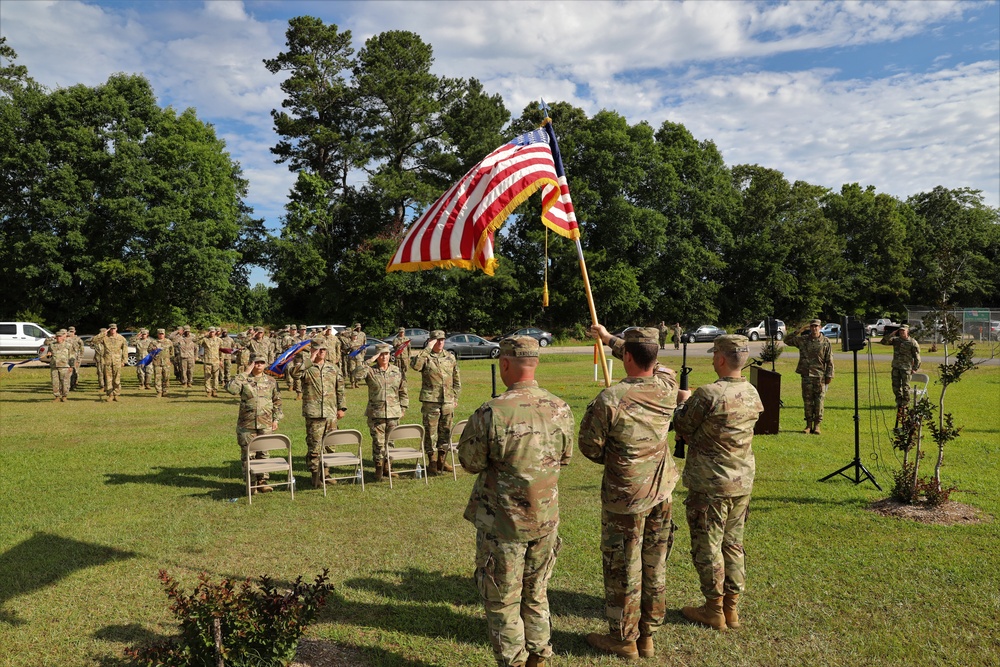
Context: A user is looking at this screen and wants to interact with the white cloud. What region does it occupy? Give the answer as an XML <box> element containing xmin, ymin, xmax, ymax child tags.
<box><xmin>1</xmin><ymin>0</ymin><xmax>997</xmax><ymax>219</ymax></box>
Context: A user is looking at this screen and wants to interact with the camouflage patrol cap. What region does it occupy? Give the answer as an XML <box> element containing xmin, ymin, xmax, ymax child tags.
<box><xmin>810</xmin><ymin>319</ymin><xmax>822</xmax><ymax>326</ymax></box>
<box><xmin>398</xmin><ymin>327</ymin><xmax>405</xmax><ymax>333</ymax></box>
<box><xmin>183</xmin><ymin>325</ymin><xmax>191</xmax><ymax>332</ymax></box>
<box><xmin>254</xmin><ymin>326</ymin><xmax>264</xmax><ymax>333</ymax></box>
<box><xmin>56</xmin><ymin>329</ymin><xmax>68</xmax><ymax>336</ymax></box>
<box><xmin>108</xmin><ymin>323</ymin><xmax>118</xmax><ymax>329</ymax></box>
<box><xmin>375</xmin><ymin>343</ymin><xmax>391</xmax><ymax>354</ymax></box>
<box><xmin>500</xmin><ymin>336</ymin><xmax>539</xmax><ymax>358</ymax></box>
<box><xmin>298</xmin><ymin>324</ymin><xmax>306</xmax><ymax>330</ymax></box>
<box><xmin>899</xmin><ymin>324</ymin><xmax>910</xmax><ymax>331</ymax></box>
<box><xmin>207</xmin><ymin>326</ymin><xmax>217</xmax><ymax>332</ymax></box>
<box><xmin>623</xmin><ymin>327</ymin><xmax>659</xmax><ymax>345</ymax></box>
<box><xmin>354</xmin><ymin>322</ymin><xmax>361</xmax><ymax>329</ymax></box>
<box><xmin>430</xmin><ymin>329</ymin><xmax>446</xmax><ymax>340</ymax></box>
<box><xmin>157</xmin><ymin>328</ymin><xmax>166</xmax><ymax>334</ymax></box>
<box><xmin>252</xmin><ymin>354</ymin><xmax>268</xmax><ymax>363</ymax></box>
<box><xmin>312</xmin><ymin>341</ymin><xmax>328</xmax><ymax>351</ymax></box>
<box><xmin>708</xmin><ymin>334</ymin><xmax>750</xmax><ymax>353</ymax></box>
<box><xmin>139</xmin><ymin>328</ymin><xmax>148</xmax><ymax>334</ymax></box>
<box><xmin>68</xmin><ymin>326</ymin><xmax>76</xmax><ymax>332</ymax></box>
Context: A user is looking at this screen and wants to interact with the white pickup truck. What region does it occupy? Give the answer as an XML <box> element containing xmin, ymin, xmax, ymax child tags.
<box><xmin>866</xmin><ymin>318</ymin><xmax>900</xmax><ymax>337</ymax></box>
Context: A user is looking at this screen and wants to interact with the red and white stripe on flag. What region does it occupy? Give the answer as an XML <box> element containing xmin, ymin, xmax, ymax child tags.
<box><xmin>387</xmin><ymin>125</ymin><xmax>580</xmax><ymax>276</ymax></box>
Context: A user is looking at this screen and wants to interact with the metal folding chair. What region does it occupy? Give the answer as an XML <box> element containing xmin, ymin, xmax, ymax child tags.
<box><xmin>910</xmin><ymin>372</ymin><xmax>930</xmax><ymax>407</ymax></box>
<box><xmin>320</xmin><ymin>429</ymin><xmax>365</xmax><ymax>497</ymax></box>
<box><xmin>385</xmin><ymin>423</ymin><xmax>428</xmax><ymax>488</ymax></box>
<box><xmin>446</xmin><ymin>419</ymin><xmax>468</xmax><ymax>481</ymax></box>
<box><xmin>245</xmin><ymin>433</ymin><xmax>294</xmax><ymax>504</ymax></box>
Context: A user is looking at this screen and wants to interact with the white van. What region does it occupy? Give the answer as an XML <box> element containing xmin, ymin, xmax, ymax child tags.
<box><xmin>0</xmin><ymin>322</ymin><xmax>55</xmax><ymax>356</ymax></box>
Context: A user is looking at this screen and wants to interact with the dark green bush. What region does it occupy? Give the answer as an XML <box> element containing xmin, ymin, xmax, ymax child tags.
<box><xmin>124</xmin><ymin>569</ymin><xmax>333</xmax><ymax>667</ymax></box>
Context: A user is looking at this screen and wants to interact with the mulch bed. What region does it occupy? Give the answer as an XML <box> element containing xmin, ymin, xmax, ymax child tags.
<box><xmin>867</xmin><ymin>497</ymin><xmax>992</xmax><ymax>525</ymax></box>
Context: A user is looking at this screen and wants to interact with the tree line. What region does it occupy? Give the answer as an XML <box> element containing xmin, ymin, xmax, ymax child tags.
<box><xmin>2</xmin><ymin>26</ymin><xmax>998</xmax><ymax>337</ymax></box>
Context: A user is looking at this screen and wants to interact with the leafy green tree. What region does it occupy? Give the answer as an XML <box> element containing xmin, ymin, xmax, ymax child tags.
<box><xmin>822</xmin><ymin>183</ymin><xmax>912</xmax><ymax>319</ymax></box>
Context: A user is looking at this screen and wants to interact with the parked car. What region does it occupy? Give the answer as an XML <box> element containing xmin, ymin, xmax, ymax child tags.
<box><xmin>866</xmin><ymin>318</ymin><xmax>900</xmax><ymax>337</ymax></box>
<box><xmin>818</xmin><ymin>323</ymin><xmax>841</xmax><ymax>340</ymax></box>
<box><xmin>680</xmin><ymin>325</ymin><xmax>727</xmax><ymax>344</ymax></box>
<box><xmin>443</xmin><ymin>333</ymin><xmax>501</xmax><ymax>359</ymax></box>
<box><xmin>0</xmin><ymin>321</ymin><xmax>54</xmax><ymax>356</ymax></box>
<box><xmin>503</xmin><ymin>327</ymin><xmax>553</xmax><ymax>347</ymax></box>
<box><xmin>402</xmin><ymin>328</ymin><xmax>431</xmax><ymax>349</ymax></box>
<box><xmin>306</xmin><ymin>324</ymin><xmax>347</xmax><ymax>335</ymax></box>
<box><xmin>991</xmin><ymin>321</ymin><xmax>1000</xmax><ymax>340</ymax></box>
<box><xmin>736</xmin><ymin>319</ymin><xmax>786</xmax><ymax>341</ymax></box>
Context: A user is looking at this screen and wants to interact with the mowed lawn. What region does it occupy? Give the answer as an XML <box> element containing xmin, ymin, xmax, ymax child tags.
<box><xmin>1</xmin><ymin>349</ymin><xmax>998</xmax><ymax>667</ymax></box>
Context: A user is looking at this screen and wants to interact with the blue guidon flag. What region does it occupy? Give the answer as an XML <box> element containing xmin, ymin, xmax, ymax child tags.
<box><xmin>266</xmin><ymin>339</ymin><xmax>312</xmax><ymax>378</ymax></box>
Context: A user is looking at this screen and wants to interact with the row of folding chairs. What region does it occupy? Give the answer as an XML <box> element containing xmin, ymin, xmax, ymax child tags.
<box><xmin>242</xmin><ymin>420</ymin><xmax>468</xmax><ymax>503</ymax></box>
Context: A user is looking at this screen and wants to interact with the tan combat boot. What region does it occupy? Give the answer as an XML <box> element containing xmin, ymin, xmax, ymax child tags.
<box><xmin>803</xmin><ymin>421</ymin><xmax>813</xmax><ymax>434</ymax></box>
<box><xmin>811</xmin><ymin>423</ymin><xmax>822</xmax><ymax>435</ymax></box>
<box><xmin>636</xmin><ymin>633</ymin><xmax>654</xmax><ymax>658</ymax></box>
<box><xmin>682</xmin><ymin>597</ymin><xmax>726</xmax><ymax>630</ymax></box>
<box><xmin>438</xmin><ymin>451</ymin><xmax>454</xmax><ymax>473</ymax></box>
<box><xmin>525</xmin><ymin>654</ymin><xmax>547</xmax><ymax>667</ymax></box>
<box><xmin>723</xmin><ymin>594</ymin><xmax>741</xmax><ymax>629</ymax></box>
<box><xmin>425</xmin><ymin>454</ymin><xmax>439</xmax><ymax>476</ymax></box>
<box><xmin>585</xmin><ymin>633</ymin><xmax>638</xmax><ymax>660</ymax></box>
<box><xmin>311</xmin><ymin>470</ymin><xmax>323</xmax><ymax>489</ymax></box>
<box><xmin>373</xmin><ymin>464</ymin><xmax>384</xmax><ymax>483</ymax></box>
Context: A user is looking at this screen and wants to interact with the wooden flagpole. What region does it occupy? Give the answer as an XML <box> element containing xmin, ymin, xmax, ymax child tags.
<box><xmin>576</xmin><ymin>237</ymin><xmax>612</xmax><ymax>387</ymax></box>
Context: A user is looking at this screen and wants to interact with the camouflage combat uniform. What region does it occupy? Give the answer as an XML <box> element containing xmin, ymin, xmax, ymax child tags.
<box><xmin>245</xmin><ymin>333</ymin><xmax>272</xmax><ymax>367</ymax></box>
<box><xmin>362</xmin><ymin>361</ymin><xmax>408</xmax><ymax>467</ymax></box>
<box><xmin>579</xmin><ymin>331</ymin><xmax>680</xmax><ymax>643</ymax></box>
<box><xmin>785</xmin><ymin>326</ymin><xmax>834</xmax><ymax>428</ymax></box>
<box><xmin>337</xmin><ymin>330</ymin><xmax>352</xmax><ymax>381</ymax></box>
<box><xmin>300</xmin><ymin>353</ymin><xmax>347</xmax><ymax>475</ymax></box>
<box><xmin>219</xmin><ymin>331</ymin><xmax>235</xmax><ymax>383</ymax></box>
<box><xmin>658</xmin><ymin>322</ymin><xmax>668</xmax><ymax>349</ymax></box>
<box><xmin>169</xmin><ymin>328</ymin><xmax>184</xmax><ymax>381</ymax></box>
<box><xmin>47</xmin><ymin>335</ymin><xmax>73</xmax><ymax>399</ymax></box>
<box><xmin>459</xmin><ymin>336</ymin><xmax>574</xmax><ymax>667</ymax></box>
<box><xmin>133</xmin><ymin>331</ymin><xmax>153</xmax><ymax>389</ymax></box>
<box><xmin>880</xmin><ymin>331</ymin><xmax>921</xmax><ymax>408</ymax></box>
<box><xmin>411</xmin><ymin>340</ymin><xmax>461</xmax><ymax>463</ymax></box>
<box><xmin>673</xmin><ymin>375</ymin><xmax>763</xmax><ymax>602</ymax></box>
<box><xmin>348</xmin><ymin>326</ymin><xmax>367</xmax><ymax>387</ymax></box>
<box><xmin>177</xmin><ymin>332</ymin><xmax>198</xmax><ymax>387</ymax></box>
<box><xmin>67</xmin><ymin>329</ymin><xmax>84</xmax><ymax>390</ymax></box>
<box><xmin>199</xmin><ymin>331</ymin><xmax>223</xmax><ymax>396</ymax></box>
<box><xmin>391</xmin><ymin>330</ymin><xmax>410</xmax><ymax>379</ymax></box>
<box><xmin>227</xmin><ymin>367</ymin><xmax>283</xmax><ymax>483</ymax></box>
<box><xmin>673</xmin><ymin>323</ymin><xmax>682</xmax><ymax>350</ymax></box>
<box><xmin>149</xmin><ymin>334</ymin><xmax>174</xmax><ymax>396</ymax></box>
<box><xmin>99</xmin><ymin>329</ymin><xmax>129</xmax><ymax>399</ymax></box>
<box><xmin>92</xmin><ymin>329</ymin><xmax>107</xmax><ymax>390</ymax></box>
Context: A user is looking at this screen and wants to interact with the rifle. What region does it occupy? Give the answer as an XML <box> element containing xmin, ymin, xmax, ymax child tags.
<box><xmin>673</xmin><ymin>340</ymin><xmax>692</xmax><ymax>458</ymax></box>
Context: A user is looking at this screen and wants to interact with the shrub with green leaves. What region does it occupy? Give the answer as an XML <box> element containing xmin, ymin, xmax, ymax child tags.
<box><xmin>124</xmin><ymin>569</ymin><xmax>333</xmax><ymax>667</ymax></box>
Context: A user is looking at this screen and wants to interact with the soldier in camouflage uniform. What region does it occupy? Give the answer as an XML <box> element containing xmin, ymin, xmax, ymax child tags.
<box><xmin>227</xmin><ymin>354</ymin><xmax>284</xmax><ymax>492</ymax></box>
<box><xmin>336</xmin><ymin>327</ymin><xmax>353</xmax><ymax>381</ymax></box>
<box><xmin>219</xmin><ymin>328</ymin><xmax>235</xmax><ymax>384</ymax></box>
<box><xmin>411</xmin><ymin>330</ymin><xmax>461</xmax><ymax>476</ymax></box>
<box><xmin>133</xmin><ymin>329</ymin><xmax>153</xmax><ymax>389</ymax></box>
<box><xmin>673</xmin><ymin>323</ymin><xmax>682</xmax><ymax>350</ymax></box>
<box><xmin>658</xmin><ymin>321</ymin><xmax>668</xmax><ymax>349</ymax></box>
<box><xmin>348</xmin><ymin>323</ymin><xmax>367</xmax><ymax>388</ymax></box>
<box><xmin>362</xmin><ymin>344</ymin><xmax>408</xmax><ymax>482</ymax></box>
<box><xmin>785</xmin><ymin>319</ymin><xmax>834</xmax><ymax>434</ymax></box>
<box><xmin>169</xmin><ymin>326</ymin><xmax>184</xmax><ymax>382</ymax></box>
<box><xmin>98</xmin><ymin>324</ymin><xmax>129</xmax><ymax>401</ymax></box>
<box><xmin>45</xmin><ymin>329</ymin><xmax>73</xmax><ymax>402</ymax></box>
<box><xmin>92</xmin><ymin>327</ymin><xmax>108</xmax><ymax>391</ymax></box>
<box><xmin>279</xmin><ymin>325</ymin><xmax>298</xmax><ymax>391</ymax></box>
<box><xmin>288</xmin><ymin>325</ymin><xmax>310</xmax><ymax>399</ymax></box>
<box><xmin>580</xmin><ymin>326</ymin><xmax>681</xmax><ymax>661</ymax></box>
<box><xmin>176</xmin><ymin>325</ymin><xmax>199</xmax><ymax>387</ymax></box>
<box><xmin>301</xmin><ymin>341</ymin><xmax>347</xmax><ymax>487</ymax></box>
<box><xmin>880</xmin><ymin>324</ymin><xmax>921</xmax><ymax>411</ymax></box>
<box><xmin>673</xmin><ymin>334</ymin><xmax>763</xmax><ymax>632</ymax></box>
<box><xmin>199</xmin><ymin>327</ymin><xmax>224</xmax><ymax>397</ymax></box>
<box><xmin>458</xmin><ymin>336</ymin><xmax>574</xmax><ymax>667</ymax></box>
<box><xmin>149</xmin><ymin>328</ymin><xmax>174</xmax><ymax>397</ymax></box>
<box><xmin>245</xmin><ymin>327</ymin><xmax>271</xmax><ymax>369</ymax></box>
<box><xmin>67</xmin><ymin>326</ymin><xmax>83</xmax><ymax>390</ymax></box>
<box><xmin>391</xmin><ymin>327</ymin><xmax>410</xmax><ymax>379</ymax></box>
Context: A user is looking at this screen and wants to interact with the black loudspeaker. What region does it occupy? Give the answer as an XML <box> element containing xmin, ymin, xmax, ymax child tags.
<box><xmin>765</xmin><ymin>317</ymin><xmax>779</xmax><ymax>338</ymax></box>
<box><xmin>841</xmin><ymin>316</ymin><xmax>866</xmax><ymax>352</ymax></box>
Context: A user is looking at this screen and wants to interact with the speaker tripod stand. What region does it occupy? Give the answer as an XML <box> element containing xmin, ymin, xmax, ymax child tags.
<box><xmin>819</xmin><ymin>349</ymin><xmax>881</xmax><ymax>490</ymax></box>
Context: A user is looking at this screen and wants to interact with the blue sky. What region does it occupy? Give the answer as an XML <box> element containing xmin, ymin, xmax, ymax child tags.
<box><xmin>3</xmin><ymin>1</ymin><xmax>998</xmax><ymax>286</ymax></box>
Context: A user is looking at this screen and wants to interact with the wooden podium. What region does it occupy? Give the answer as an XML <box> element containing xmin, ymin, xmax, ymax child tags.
<box><xmin>750</xmin><ymin>366</ymin><xmax>781</xmax><ymax>435</ymax></box>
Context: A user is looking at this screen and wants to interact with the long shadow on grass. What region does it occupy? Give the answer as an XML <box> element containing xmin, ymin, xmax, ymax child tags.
<box><xmin>0</xmin><ymin>533</ymin><xmax>136</xmax><ymax>626</ymax></box>
<box><xmin>104</xmin><ymin>465</ymin><xmax>236</xmax><ymax>500</ymax></box>
<box><xmin>322</xmin><ymin>568</ymin><xmax>602</xmax><ymax>658</ymax></box>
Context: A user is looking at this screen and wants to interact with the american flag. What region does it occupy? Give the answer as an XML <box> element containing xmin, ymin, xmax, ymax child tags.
<box><xmin>387</xmin><ymin>121</ymin><xmax>579</xmax><ymax>276</ymax></box>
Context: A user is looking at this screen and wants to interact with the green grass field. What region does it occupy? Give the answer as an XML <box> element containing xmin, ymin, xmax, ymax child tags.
<box><xmin>1</xmin><ymin>350</ymin><xmax>998</xmax><ymax>666</ymax></box>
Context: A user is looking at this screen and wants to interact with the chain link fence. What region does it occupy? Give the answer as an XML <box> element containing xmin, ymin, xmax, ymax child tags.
<box><xmin>905</xmin><ymin>307</ymin><xmax>1000</xmax><ymax>358</ymax></box>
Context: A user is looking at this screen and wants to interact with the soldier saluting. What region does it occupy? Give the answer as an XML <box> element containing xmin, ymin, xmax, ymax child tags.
<box><xmin>785</xmin><ymin>319</ymin><xmax>834</xmax><ymax>434</ymax></box>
